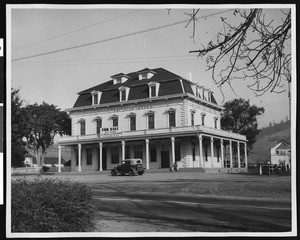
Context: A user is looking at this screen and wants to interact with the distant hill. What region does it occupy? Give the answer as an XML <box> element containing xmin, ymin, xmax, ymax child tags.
<box><xmin>248</xmin><ymin>120</ymin><xmax>291</xmax><ymax>164</ymax></box>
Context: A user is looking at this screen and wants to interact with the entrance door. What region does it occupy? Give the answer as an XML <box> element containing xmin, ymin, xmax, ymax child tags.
<box><xmin>161</xmin><ymin>151</ymin><xmax>170</xmax><ymax>168</ymax></box>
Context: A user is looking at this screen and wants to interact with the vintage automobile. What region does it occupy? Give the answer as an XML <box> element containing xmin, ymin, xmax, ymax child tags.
<box><xmin>111</xmin><ymin>158</ymin><xmax>145</xmax><ymax>176</ymax></box>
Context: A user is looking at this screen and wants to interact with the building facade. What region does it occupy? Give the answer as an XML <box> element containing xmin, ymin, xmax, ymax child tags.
<box><xmin>270</xmin><ymin>141</ymin><xmax>291</xmax><ymax>165</ymax></box>
<box><xmin>56</xmin><ymin>68</ymin><xmax>247</xmax><ymax>172</ymax></box>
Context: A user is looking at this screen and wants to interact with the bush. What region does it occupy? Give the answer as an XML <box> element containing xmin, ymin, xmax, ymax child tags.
<box><xmin>42</xmin><ymin>166</ymin><xmax>50</xmax><ymax>172</ymax></box>
<box><xmin>11</xmin><ymin>178</ymin><xmax>97</xmax><ymax>232</ymax></box>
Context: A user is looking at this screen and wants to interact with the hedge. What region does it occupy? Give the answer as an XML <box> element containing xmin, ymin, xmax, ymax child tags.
<box><xmin>11</xmin><ymin>178</ymin><xmax>97</xmax><ymax>232</ymax></box>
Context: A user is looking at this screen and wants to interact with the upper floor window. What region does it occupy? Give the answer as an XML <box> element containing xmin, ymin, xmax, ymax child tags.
<box><xmin>79</xmin><ymin>119</ymin><xmax>86</xmax><ymax>135</ymax></box>
<box><xmin>91</xmin><ymin>90</ymin><xmax>102</xmax><ymax>105</ymax></box>
<box><xmin>119</xmin><ymin>86</ymin><xmax>129</xmax><ymax>102</ymax></box>
<box><xmin>169</xmin><ymin>111</ymin><xmax>176</xmax><ymax>128</ymax></box>
<box><xmin>148</xmin><ymin>114</ymin><xmax>155</xmax><ymax>129</ymax></box>
<box><xmin>138</xmin><ymin>68</ymin><xmax>156</xmax><ymax>80</ymax></box>
<box><xmin>120</xmin><ymin>90</ymin><xmax>126</xmax><ymax>101</ymax></box>
<box><xmin>191</xmin><ymin>111</ymin><xmax>195</xmax><ymax>126</ymax></box>
<box><xmin>201</xmin><ymin>113</ymin><xmax>206</xmax><ymax>126</ymax></box>
<box><xmin>214</xmin><ymin>117</ymin><xmax>218</xmax><ymax>129</ymax></box>
<box><xmin>150</xmin><ymin>86</ymin><xmax>156</xmax><ymax>97</ymax></box>
<box><xmin>96</xmin><ymin>118</ymin><xmax>102</xmax><ymax>134</ymax></box>
<box><xmin>112</xmin><ymin>116</ymin><xmax>118</xmax><ymax>127</ymax></box>
<box><xmin>111</xmin><ymin>73</ymin><xmax>130</xmax><ymax>85</ymax></box>
<box><xmin>148</xmin><ymin>81</ymin><xmax>160</xmax><ymax>98</ymax></box>
<box><xmin>130</xmin><ymin>114</ymin><xmax>136</xmax><ymax>131</ymax></box>
<box><xmin>93</xmin><ymin>94</ymin><xmax>98</xmax><ymax>105</ymax></box>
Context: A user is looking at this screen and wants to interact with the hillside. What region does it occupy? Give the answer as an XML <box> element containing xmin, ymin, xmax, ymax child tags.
<box><xmin>248</xmin><ymin>120</ymin><xmax>291</xmax><ymax>164</ymax></box>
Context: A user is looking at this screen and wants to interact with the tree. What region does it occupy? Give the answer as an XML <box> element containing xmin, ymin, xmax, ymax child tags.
<box><xmin>22</xmin><ymin>102</ymin><xmax>71</xmax><ymax>167</ymax></box>
<box><xmin>221</xmin><ymin>98</ymin><xmax>265</xmax><ymax>152</ymax></box>
<box><xmin>11</xmin><ymin>88</ymin><xmax>28</xmax><ymax>167</ymax></box>
<box><xmin>186</xmin><ymin>9</ymin><xmax>291</xmax><ymax>97</ymax></box>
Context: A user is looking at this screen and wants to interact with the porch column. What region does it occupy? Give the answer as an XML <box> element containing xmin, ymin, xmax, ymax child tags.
<box><xmin>145</xmin><ymin>139</ymin><xmax>150</xmax><ymax>170</ymax></box>
<box><xmin>244</xmin><ymin>143</ymin><xmax>248</xmax><ymax>167</ymax></box>
<box><xmin>220</xmin><ymin>139</ymin><xmax>224</xmax><ymax>168</ymax></box>
<box><xmin>121</xmin><ymin>141</ymin><xmax>125</xmax><ymax>160</ymax></box>
<box><xmin>99</xmin><ymin>142</ymin><xmax>103</xmax><ymax>171</ymax></box>
<box><xmin>198</xmin><ymin>134</ymin><xmax>203</xmax><ymax>167</ymax></box>
<box><xmin>210</xmin><ymin>137</ymin><xmax>214</xmax><ymax>168</ymax></box>
<box><xmin>229</xmin><ymin>140</ymin><xmax>233</xmax><ymax>168</ymax></box>
<box><xmin>237</xmin><ymin>142</ymin><xmax>241</xmax><ymax>168</ymax></box>
<box><xmin>171</xmin><ymin>137</ymin><xmax>175</xmax><ymax>164</ymax></box>
<box><xmin>78</xmin><ymin>143</ymin><xmax>82</xmax><ymax>172</ymax></box>
<box><xmin>58</xmin><ymin>145</ymin><xmax>62</xmax><ymax>172</ymax></box>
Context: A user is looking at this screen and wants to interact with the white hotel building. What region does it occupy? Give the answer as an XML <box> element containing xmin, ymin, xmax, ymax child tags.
<box><xmin>56</xmin><ymin>68</ymin><xmax>248</xmax><ymax>172</ymax></box>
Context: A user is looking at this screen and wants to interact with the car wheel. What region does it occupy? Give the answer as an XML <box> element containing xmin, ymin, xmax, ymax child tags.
<box><xmin>138</xmin><ymin>171</ymin><xmax>143</xmax><ymax>175</ymax></box>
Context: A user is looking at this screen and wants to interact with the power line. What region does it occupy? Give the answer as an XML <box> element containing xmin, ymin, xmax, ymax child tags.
<box><xmin>12</xmin><ymin>9</ymin><xmax>233</xmax><ymax>62</ymax></box>
<box><xmin>12</xmin><ymin>9</ymin><xmax>144</xmax><ymax>52</ymax></box>
<box><xmin>13</xmin><ymin>54</ymin><xmax>198</xmax><ymax>66</ymax></box>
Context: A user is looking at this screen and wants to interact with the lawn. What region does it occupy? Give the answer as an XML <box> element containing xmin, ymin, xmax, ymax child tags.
<box><xmin>86</xmin><ymin>172</ymin><xmax>292</xmax><ymax>200</ymax></box>
<box><xmin>12</xmin><ymin>171</ymin><xmax>292</xmax><ymax>200</ymax></box>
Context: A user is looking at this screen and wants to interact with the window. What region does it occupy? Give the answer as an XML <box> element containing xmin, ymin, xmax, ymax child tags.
<box><xmin>141</xmin><ymin>73</ymin><xmax>147</xmax><ymax>80</ymax></box>
<box><xmin>87</xmin><ymin>149</ymin><xmax>92</xmax><ymax>165</ymax></box>
<box><xmin>191</xmin><ymin>112</ymin><xmax>195</xmax><ymax>126</ymax></box>
<box><xmin>148</xmin><ymin>114</ymin><xmax>155</xmax><ymax>129</ymax></box>
<box><xmin>112</xmin><ymin>117</ymin><xmax>118</xmax><ymax>127</ymax></box>
<box><xmin>96</xmin><ymin>119</ymin><xmax>102</xmax><ymax>134</ymax></box>
<box><xmin>216</xmin><ymin>145</ymin><xmax>220</xmax><ymax>162</ymax></box>
<box><xmin>134</xmin><ymin>145</ymin><xmax>143</xmax><ymax>158</ymax></box>
<box><xmin>80</xmin><ymin>121</ymin><xmax>85</xmax><ymax>135</ymax></box>
<box><xmin>148</xmin><ymin>81</ymin><xmax>159</xmax><ymax>98</ymax></box>
<box><xmin>130</xmin><ymin>115</ymin><xmax>136</xmax><ymax>131</ymax></box>
<box><xmin>169</xmin><ymin>111</ymin><xmax>176</xmax><ymax>128</ymax></box>
<box><xmin>150</xmin><ymin>145</ymin><xmax>157</xmax><ymax>162</ymax></box>
<box><xmin>201</xmin><ymin>113</ymin><xmax>206</xmax><ymax>126</ymax></box>
<box><xmin>150</xmin><ymin>86</ymin><xmax>156</xmax><ymax>97</ymax></box>
<box><xmin>214</xmin><ymin>118</ymin><xmax>218</xmax><ymax>129</ymax></box>
<box><xmin>120</xmin><ymin>90</ymin><xmax>126</xmax><ymax>101</ymax></box>
<box><xmin>111</xmin><ymin>146</ymin><xmax>119</xmax><ymax>164</ymax></box>
<box><xmin>93</xmin><ymin>94</ymin><xmax>98</xmax><ymax>105</ymax></box>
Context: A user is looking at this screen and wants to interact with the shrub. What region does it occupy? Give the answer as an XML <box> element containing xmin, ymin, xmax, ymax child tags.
<box><xmin>42</xmin><ymin>166</ymin><xmax>50</xmax><ymax>172</ymax></box>
<box><xmin>11</xmin><ymin>178</ymin><xmax>97</xmax><ymax>232</ymax></box>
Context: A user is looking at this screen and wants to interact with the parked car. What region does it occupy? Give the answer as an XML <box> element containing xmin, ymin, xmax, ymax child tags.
<box><xmin>111</xmin><ymin>158</ymin><xmax>145</xmax><ymax>176</ymax></box>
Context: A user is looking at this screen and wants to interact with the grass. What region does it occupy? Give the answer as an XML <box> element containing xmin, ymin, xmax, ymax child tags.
<box><xmin>88</xmin><ymin>173</ymin><xmax>292</xmax><ymax>200</ymax></box>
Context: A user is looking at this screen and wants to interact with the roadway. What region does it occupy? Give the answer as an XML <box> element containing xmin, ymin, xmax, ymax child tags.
<box><xmin>92</xmin><ymin>189</ymin><xmax>291</xmax><ymax>232</ymax></box>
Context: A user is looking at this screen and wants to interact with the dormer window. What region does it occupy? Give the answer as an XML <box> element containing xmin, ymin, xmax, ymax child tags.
<box><xmin>111</xmin><ymin>73</ymin><xmax>130</xmax><ymax>85</ymax></box>
<box><xmin>91</xmin><ymin>90</ymin><xmax>102</xmax><ymax>105</ymax></box>
<box><xmin>137</xmin><ymin>68</ymin><xmax>156</xmax><ymax>80</ymax></box>
<box><xmin>148</xmin><ymin>81</ymin><xmax>160</xmax><ymax>98</ymax></box>
<box><xmin>118</xmin><ymin>86</ymin><xmax>130</xmax><ymax>102</ymax></box>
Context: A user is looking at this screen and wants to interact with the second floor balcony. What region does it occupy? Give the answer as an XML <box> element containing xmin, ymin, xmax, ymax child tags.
<box><xmin>56</xmin><ymin>125</ymin><xmax>247</xmax><ymax>145</ymax></box>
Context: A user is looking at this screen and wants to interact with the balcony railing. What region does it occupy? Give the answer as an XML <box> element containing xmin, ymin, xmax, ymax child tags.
<box><xmin>56</xmin><ymin>125</ymin><xmax>246</xmax><ymax>144</ymax></box>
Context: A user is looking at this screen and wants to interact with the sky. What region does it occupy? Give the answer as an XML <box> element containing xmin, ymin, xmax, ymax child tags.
<box><xmin>8</xmin><ymin>5</ymin><xmax>294</xmax><ymax>128</ymax></box>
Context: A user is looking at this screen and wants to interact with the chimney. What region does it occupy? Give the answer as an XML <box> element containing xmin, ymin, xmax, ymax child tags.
<box><xmin>187</xmin><ymin>72</ymin><xmax>192</xmax><ymax>81</ymax></box>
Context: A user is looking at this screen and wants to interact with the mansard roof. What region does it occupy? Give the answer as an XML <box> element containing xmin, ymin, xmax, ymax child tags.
<box><xmin>73</xmin><ymin>68</ymin><xmax>218</xmax><ymax>108</ymax></box>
